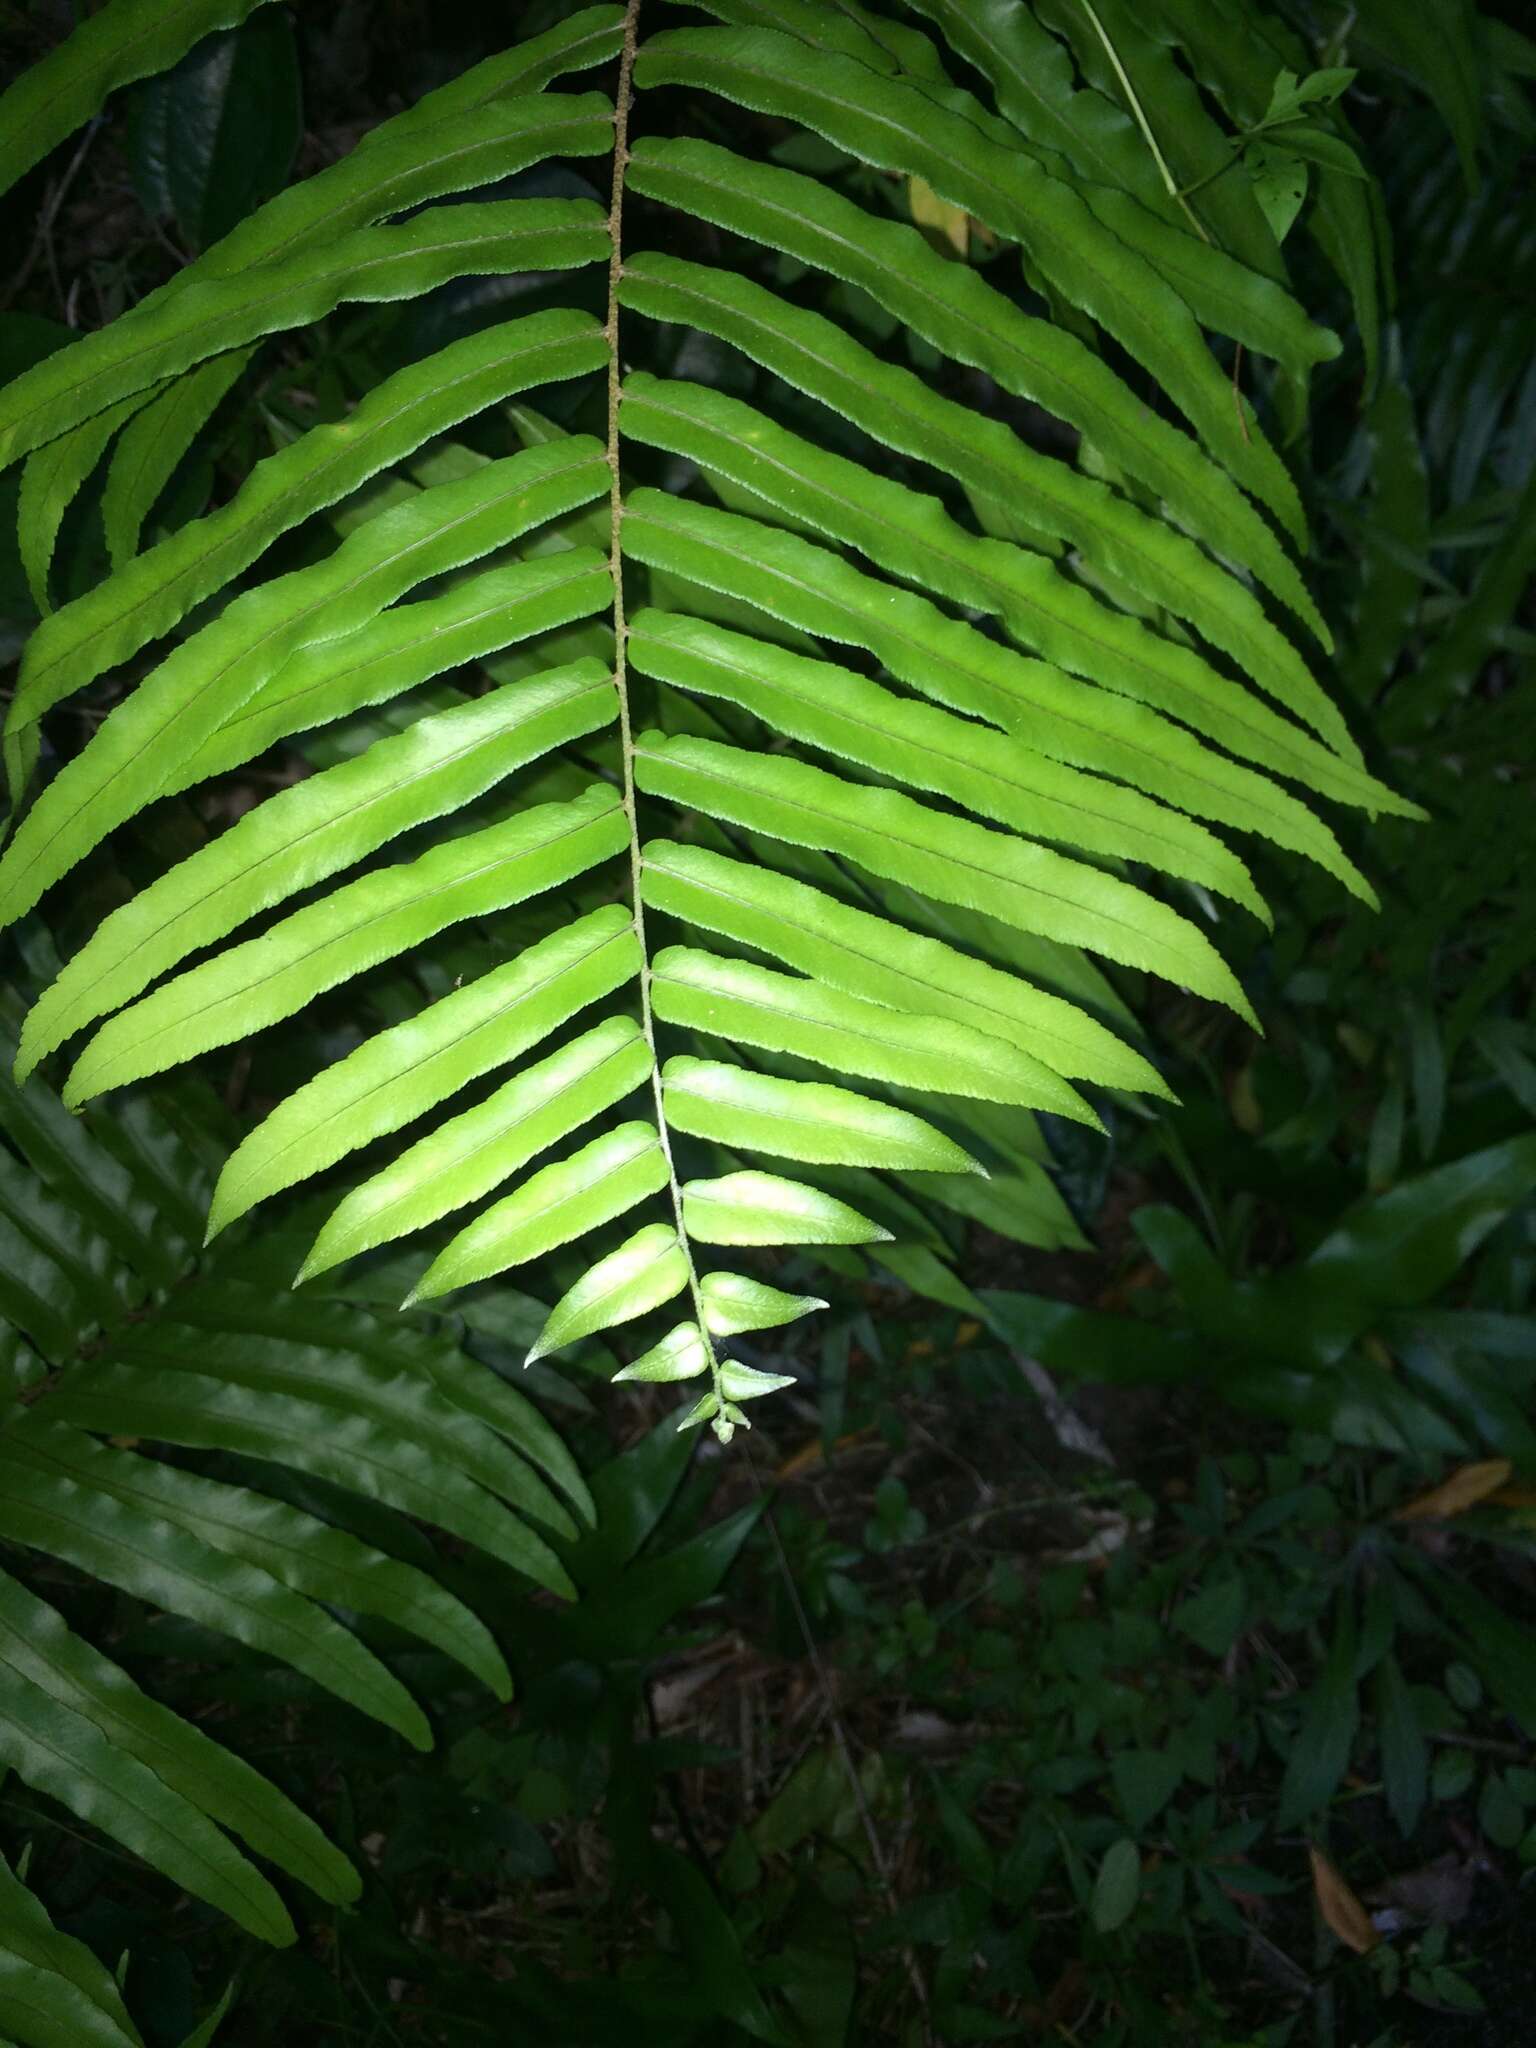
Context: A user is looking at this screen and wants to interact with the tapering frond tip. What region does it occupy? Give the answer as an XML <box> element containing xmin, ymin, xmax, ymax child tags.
<box><xmin>292</xmin><ymin>1243</ymin><xmax>331</xmax><ymax>1286</ymax></box>
<box><xmin>525</xmin><ymin>1223</ymin><xmax>690</xmax><ymax>1363</ymax></box>
<box><xmin>404</xmin><ymin>1122</ymin><xmax>668</xmax><ymax>1306</ymax></box>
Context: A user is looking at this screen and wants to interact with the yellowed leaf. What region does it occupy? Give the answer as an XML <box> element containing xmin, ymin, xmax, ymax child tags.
<box><xmin>1227</xmin><ymin>1060</ymin><xmax>1262</xmax><ymax>1134</ymax></box>
<box><xmin>1309</xmin><ymin>1847</ymin><xmax>1379</xmax><ymax>1954</ymax></box>
<box><xmin>908</xmin><ymin>174</ymin><xmax>968</xmax><ymax>257</ymax></box>
<box><xmin>776</xmin><ymin>1427</ymin><xmax>877</xmax><ymax>1481</ymax></box>
<box><xmin>1393</xmin><ymin>1458</ymin><xmax>1513</xmax><ymax>1522</ymax></box>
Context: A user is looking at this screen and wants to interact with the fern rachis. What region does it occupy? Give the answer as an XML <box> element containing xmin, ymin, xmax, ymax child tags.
<box><xmin>0</xmin><ymin>0</ymin><xmax>1412</xmax><ymax>1975</ymax></box>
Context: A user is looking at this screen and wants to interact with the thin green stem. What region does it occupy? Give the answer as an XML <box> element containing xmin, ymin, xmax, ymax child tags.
<box><xmin>604</xmin><ymin>0</ymin><xmax>724</xmax><ymax>1432</ymax></box>
<box><xmin>1176</xmin><ymin>146</ymin><xmax>1245</xmax><ymax>205</ymax></box>
<box><xmin>1076</xmin><ymin>0</ymin><xmax>1213</xmax><ymax>245</ymax></box>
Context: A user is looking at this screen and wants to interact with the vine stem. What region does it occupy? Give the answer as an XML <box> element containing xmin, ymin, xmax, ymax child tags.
<box><xmin>603</xmin><ymin>0</ymin><xmax>726</xmax><ymax>1433</ymax></box>
<box><xmin>1076</xmin><ymin>0</ymin><xmax>1212</xmax><ymax>245</ymax></box>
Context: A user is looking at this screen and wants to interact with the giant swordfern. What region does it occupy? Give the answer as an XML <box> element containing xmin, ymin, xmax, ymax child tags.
<box><xmin>0</xmin><ymin>0</ymin><xmax>1412</xmax><ymax>1457</ymax></box>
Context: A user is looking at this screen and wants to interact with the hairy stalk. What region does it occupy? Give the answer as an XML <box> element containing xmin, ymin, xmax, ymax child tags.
<box><xmin>604</xmin><ymin>0</ymin><xmax>726</xmax><ymax>1435</ymax></box>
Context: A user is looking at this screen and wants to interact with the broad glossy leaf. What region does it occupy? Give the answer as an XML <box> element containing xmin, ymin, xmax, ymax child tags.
<box><xmin>682</xmin><ymin>1170</ymin><xmax>892</xmax><ymax>1246</ymax></box>
<box><xmin>305</xmin><ymin>1019</ymin><xmax>651</xmax><ymax>1280</ymax></box>
<box><xmin>130</xmin><ymin>8</ymin><xmax>301</xmax><ymax>249</ymax></box>
<box><xmin>642</xmin><ymin>840</ymin><xmax>1160</xmax><ymax>1093</ymax></box>
<box><xmin>700</xmin><ymin>1271</ymin><xmax>825</xmax><ymax>1336</ymax></box>
<box><xmin>409</xmin><ymin>1122</ymin><xmax>669</xmax><ymax>1304</ymax></box>
<box><xmin>663</xmin><ymin>1055</ymin><xmax>980</xmax><ymax>1172</ymax></box>
<box><xmin>1144</xmin><ymin>1135</ymin><xmax>1536</xmax><ymax>1373</ymax></box>
<box><xmin>223</xmin><ymin>907</ymin><xmax>639</xmax><ymax>1246</ymax></box>
<box><xmin>22</xmin><ymin>660</ymin><xmax>616</xmax><ymax>1075</ymax></box>
<box><xmin>187</xmin><ymin>18</ymin><xmax>624</xmax><ymax>282</ymax></box>
<box><xmin>571</xmin><ymin>1410</ymin><xmax>698</xmax><ymax>1580</ymax></box>
<box><xmin>65</xmin><ymin>786</ymin><xmax>627</xmax><ymax>1105</ymax></box>
<box><xmin>634</xmin><ymin>732</ymin><xmax>1256</xmax><ymax>1022</ymax></box>
<box><xmin>529</xmin><ymin>1223</ymin><xmax>691</xmax><ymax>1361</ymax></box>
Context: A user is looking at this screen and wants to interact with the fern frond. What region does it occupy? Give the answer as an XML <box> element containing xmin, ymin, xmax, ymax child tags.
<box><xmin>0</xmin><ymin>985</ymin><xmax>585</xmax><ymax>1939</ymax></box>
<box><xmin>625</xmin><ymin>135</ymin><xmax>1327</xmax><ymax>635</ymax></box>
<box><xmin>3</xmin><ymin>0</ymin><xmax>1404</xmax><ymax>1485</ymax></box>
<box><xmin>0</xmin><ymin>1844</ymin><xmax>144</xmax><ymax>2048</ymax></box>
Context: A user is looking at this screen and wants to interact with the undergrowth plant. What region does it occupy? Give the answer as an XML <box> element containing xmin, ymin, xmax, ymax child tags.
<box><xmin>6</xmin><ymin>0</ymin><xmax>1521</xmax><ymax>2037</ymax></box>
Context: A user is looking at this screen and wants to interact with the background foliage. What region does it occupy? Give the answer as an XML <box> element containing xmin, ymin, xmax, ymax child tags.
<box><xmin>0</xmin><ymin>1</ymin><xmax>1532</xmax><ymax>2044</ymax></box>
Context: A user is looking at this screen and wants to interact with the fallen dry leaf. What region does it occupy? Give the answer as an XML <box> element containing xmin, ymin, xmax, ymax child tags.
<box><xmin>907</xmin><ymin>174</ymin><xmax>968</xmax><ymax>257</ymax></box>
<box><xmin>1365</xmin><ymin>1851</ymin><xmax>1478</xmax><ymax>1931</ymax></box>
<box><xmin>1310</xmin><ymin>1846</ymin><xmax>1379</xmax><ymax>1954</ymax></box>
<box><xmin>1394</xmin><ymin>1459</ymin><xmax>1513</xmax><ymax>1521</ymax></box>
<box><xmin>1488</xmin><ymin>1483</ymin><xmax>1536</xmax><ymax>1509</ymax></box>
<box><xmin>775</xmin><ymin>1427</ymin><xmax>878</xmax><ymax>1481</ymax></box>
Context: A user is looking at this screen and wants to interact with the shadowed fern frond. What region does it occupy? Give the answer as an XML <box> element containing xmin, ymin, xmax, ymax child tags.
<box><xmin>0</xmin><ymin>954</ymin><xmax>587</xmax><ymax>1946</ymax></box>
